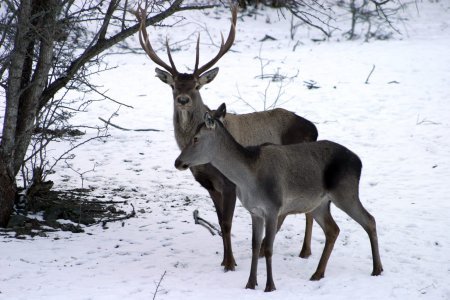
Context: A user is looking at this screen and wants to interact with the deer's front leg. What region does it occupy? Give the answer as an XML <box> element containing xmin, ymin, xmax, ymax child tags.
<box><xmin>246</xmin><ymin>215</ymin><xmax>264</xmax><ymax>290</ymax></box>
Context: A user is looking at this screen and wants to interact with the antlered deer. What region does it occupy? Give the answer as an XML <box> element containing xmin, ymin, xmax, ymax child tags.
<box><xmin>135</xmin><ymin>5</ymin><xmax>318</xmax><ymax>271</ymax></box>
<box><xmin>175</xmin><ymin>104</ymin><xmax>383</xmax><ymax>292</ymax></box>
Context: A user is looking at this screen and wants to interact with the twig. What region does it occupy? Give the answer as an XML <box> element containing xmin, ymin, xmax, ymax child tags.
<box><xmin>416</xmin><ymin>114</ymin><xmax>440</xmax><ymax>125</ymax></box>
<box><xmin>304</xmin><ymin>80</ymin><xmax>320</xmax><ymax>89</ymax></box>
<box><xmin>99</xmin><ymin>203</ymin><xmax>136</xmax><ymax>228</ymax></box>
<box><xmin>365</xmin><ymin>64</ymin><xmax>376</xmax><ymax>84</ymax></box>
<box><xmin>87</xmin><ymin>200</ymin><xmax>129</xmax><ymax>204</ymax></box>
<box><xmin>260</xmin><ymin>34</ymin><xmax>276</xmax><ymax>42</ymax></box>
<box><xmin>98</xmin><ymin>117</ymin><xmax>162</xmax><ymax>132</ymax></box>
<box><xmin>292</xmin><ymin>40</ymin><xmax>302</xmax><ymax>52</ymax></box>
<box><xmin>193</xmin><ymin>209</ymin><xmax>221</xmax><ymax>236</ymax></box>
<box><xmin>153</xmin><ymin>270</ymin><xmax>167</xmax><ymax>300</ymax></box>
<box><xmin>234</xmin><ymin>84</ymin><xmax>258</xmax><ymax>112</ymax></box>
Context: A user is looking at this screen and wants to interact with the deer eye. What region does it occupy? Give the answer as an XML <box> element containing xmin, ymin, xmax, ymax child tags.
<box><xmin>195</xmin><ymin>84</ymin><xmax>201</xmax><ymax>90</ymax></box>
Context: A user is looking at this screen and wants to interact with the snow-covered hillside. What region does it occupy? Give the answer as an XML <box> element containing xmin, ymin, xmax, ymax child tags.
<box><xmin>1</xmin><ymin>1</ymin><xmax>449</xmax><ymax>299</ymax></box>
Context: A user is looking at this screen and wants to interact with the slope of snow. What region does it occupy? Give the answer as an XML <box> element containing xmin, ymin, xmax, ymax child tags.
<box><xmin>1</xmin><ymin>2</ymin><xmax>449</xmax><ymax>299</ymax></box>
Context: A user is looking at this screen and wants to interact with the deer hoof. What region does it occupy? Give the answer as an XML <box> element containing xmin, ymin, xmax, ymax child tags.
<box><xmin>221</xmin><ymin>258</ymin><xmax>237</xmax><ymax>272</ymax></box>
<box><xmin>371</xmin><ymin>266</ymin><xmax>383</xmax><ymax>276</ymax></box>
<box><xmin>245</xmin><ymin>279</ymin><xmax>257</xmax><ymax>290</ymax></box>
<box><xmin>264</xmin><ymin>282</ymin><xmax>276</xmax><ymax>292</ymax></box>
<box><xmin>310</xmin><ymin>271</ymin><xmax>324</xmax><ymax>281</ymax></box>
<box><xmin>223</xmin><ymin>264</ymin><xmax>235</xmax><ymax>272</ymax></box>
<box><xmin>299</xmin><ymin>247</ymin><xmax>312</xmax><ymax>259</ymax></box>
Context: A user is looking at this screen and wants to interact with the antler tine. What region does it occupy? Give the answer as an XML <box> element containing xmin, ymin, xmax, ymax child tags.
<box><xmin>194</xmin><ymin>5</ymin><xmax>238</xmax><ymax>76</ymax></box>
<box><xmin>135</xmin><ymin>5</ymin><xmax>177</xmax><ymax>75</ymax></box>
<box><xmin>194</xmin><ymin>34</ymin><xmax>200</xmax><ymax>73</ymax></box>
<box><xmin>165</xmin><ymin>38</ymin><xmax>179</xmax><ymax>74</ymax></box>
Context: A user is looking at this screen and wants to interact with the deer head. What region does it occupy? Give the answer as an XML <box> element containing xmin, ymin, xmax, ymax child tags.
<box><xmin>175</xmin><ymin>103</ymin><xmax>227</xmax><ymax>171</ymax></box>
<box><xmin>135</xmin><ymin>5</ymin><xmax>237</xmax><ymax>112</ymax></box>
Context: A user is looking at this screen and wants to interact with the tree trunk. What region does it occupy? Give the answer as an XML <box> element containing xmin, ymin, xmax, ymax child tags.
<box><xmin>0</xmin><ymin>0</ymin><xmax>57</xmax><ymax>226</ymax></box>
<box><xmin>0</xmin><ymin>156</ymin><xmax>16</xmax><ymax>227</ymax></box>
<box><xmin>0</xmin><ymin>0</ymin><xmax>33</xmax><ymax>227</ymax></box>
<box><xmin>12</xmin><ymin>0</ymin><xmax>58</xmax><ymax>175</ymax></box>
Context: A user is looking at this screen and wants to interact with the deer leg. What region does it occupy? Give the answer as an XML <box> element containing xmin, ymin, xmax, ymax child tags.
<box><xmin>299</xmin><ymin>212</ymin><xmax>313</xmax><ymax>258</ymax></box>
<box><xmin>332</xmin><ymin>190</ymin><xmax>383</xmax><ymax>276</ymax></box>
<box><xmin>310</xmin><ymin>201</ymin><xmax>340</xmax><ymax>281</ymax></box>
<box><xmin>246</xmin><ymin>215</ymin><xmax>264</xmax><ymax>290</ymax></box>
<box><xmin>206</xmin><ymin>189</ymin><xmax>228</xmax><ymax>269</ymax></box>
<box><xmin>221</xmin><ymin>184</ymin><xmax>237</xmax><ymax>271</ymax></box>
<box><xmin>259</xmin><ymin>214</ymin><xmax>286</xmax><ymax>257</ymax></box>
<box><xmin>260</xmin><ymin>213</ymin><xmax>314</xmax><ymax>259</ymax></box>
<box><xmin>263</xmin><ymin>216</ymin><xmax>278</xmax><ymax>292</ymax></box>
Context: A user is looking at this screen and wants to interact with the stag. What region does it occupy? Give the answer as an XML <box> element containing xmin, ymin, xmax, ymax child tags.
<box><xmin>175</xmin><ymin>104</ymin><xmax>383</xmax><ymax>292</ymax></box>
<box><xmin>135</xmin><ymin>5</ymin><xmax>318</xmax><ymax>271</ymax></box>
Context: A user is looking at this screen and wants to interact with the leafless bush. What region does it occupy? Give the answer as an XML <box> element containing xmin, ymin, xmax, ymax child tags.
<box><xmin>236</xmin><ymin>43</ymin><xmax>298</xmax><ymax>111</ymax></box>
<box><xmin>0</xmin><ymin>0</ymin><xmax>216</xmax><ymax>226</ymax></box>
<box><xmin>235</xmin><ymin>0</ymin><xmax>407</xmax><ymax>41</ymax></box>
<box><xmin>336</xmin><ymin>0</ymin><xmax>408</xmax><ymax>40</ymax></box>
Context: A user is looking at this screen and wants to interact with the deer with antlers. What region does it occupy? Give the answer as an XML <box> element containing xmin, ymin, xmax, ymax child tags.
<box><xmin>135</xmin><ymin>5</ymin><xmax>318</xmax><ymax>271</ymax></box>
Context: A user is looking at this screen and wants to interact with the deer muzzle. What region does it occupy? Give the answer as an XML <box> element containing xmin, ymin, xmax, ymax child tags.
<box><xmin>174</xmin><ymin>158</ymin><xmax>189</xmax><ymax>170</ymax></box>
<box><xmin>176</xmin><ymin>95</ymin><xmax>191</xmax><ymax>106</ymax></box>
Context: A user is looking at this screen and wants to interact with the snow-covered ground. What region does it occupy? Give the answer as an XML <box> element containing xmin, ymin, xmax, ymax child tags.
<box><xmin>1</xmin><ymin>1</ymin><xmax>450</xmax><ymax>299</ymax></box>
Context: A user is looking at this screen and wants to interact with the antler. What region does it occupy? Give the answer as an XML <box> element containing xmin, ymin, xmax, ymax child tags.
<box><xmin>135</xmin><ymin>5</ymin><xmax>178</xmax><ymax>75</ymax></box>
<box><xmin>193</xmin><ymin>5</ymin><xmax>238</xmax><ymax>76</ymax></box>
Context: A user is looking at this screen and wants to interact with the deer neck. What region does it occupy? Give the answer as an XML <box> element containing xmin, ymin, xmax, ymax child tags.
<box><xmin>173</xmin><ymin>104</ymin><xmax>209</xmax><ymax>149</ymax></box>
<box><xmin>210</xmin><ymin>127</ymin><xmax>258</xmax><ymax>188</ymax></box>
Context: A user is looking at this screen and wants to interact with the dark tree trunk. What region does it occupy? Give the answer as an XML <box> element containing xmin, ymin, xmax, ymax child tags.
<box><xmin>0</xmin><ymin>156</ymin><xmax>16</xmax><ymax>227</ymax></box>
<box><xmin>0</xmin><ymin>0</ymin><xmax>33</xmax><ymax>227</ymax></box>
<box><xmin>0</xmin><ymin>0</ymin><xmax>57</xmax><ymax>226</ymax></box>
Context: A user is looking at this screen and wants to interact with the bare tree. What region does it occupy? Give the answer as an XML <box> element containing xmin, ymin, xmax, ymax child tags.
<box><xmin>238</xmin><ymin>0</ymin><xmax>406</xmax><ymax>40</ymax></box>
<box><xmin>339</xmin><ymin>0</ymin><xmax>406</xmax><ymax>41</ymax></box>
<box><xmin>0</xmin><ymin>0</ymin><xmax>214</xmax><ymax>227</ymax></box>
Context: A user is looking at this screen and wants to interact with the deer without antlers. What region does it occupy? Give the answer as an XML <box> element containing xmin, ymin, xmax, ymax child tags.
<box><xmin>175</xmin><ymin>105</ymin><xmax>383</xmax><ymax>292</ymax></box>
<box><xmin>135</xmin><ymin>5</ymin><xmax>318</xmax><ymax>271</ymax></box>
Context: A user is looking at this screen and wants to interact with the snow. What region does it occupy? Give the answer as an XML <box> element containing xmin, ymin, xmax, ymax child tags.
<box><xmin>1</xmin><ymin>1</ymin><xmax>450</xmax><ymax>299</ymax></box>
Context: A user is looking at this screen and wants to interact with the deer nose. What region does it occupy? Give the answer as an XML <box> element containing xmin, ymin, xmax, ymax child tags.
<box><xmin>174</xmin><ymin>158</ymin><xmax>189</xmax><ymax>170</ymax></box>
<box><xmin>177</xmin><ymin>96</ymin><xmax>190</xmax><ymax>105</ymax></box>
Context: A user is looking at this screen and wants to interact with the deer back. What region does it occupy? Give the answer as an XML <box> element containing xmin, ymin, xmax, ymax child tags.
<box><xmin>250</xmin><ymin>140</ymin><xmax>362</xmax><ymax>209</ymax></box>
<box><xmin>222</xmin><ymin>108</ymin><xmax>318</xmax><ymax>147</ymax></box>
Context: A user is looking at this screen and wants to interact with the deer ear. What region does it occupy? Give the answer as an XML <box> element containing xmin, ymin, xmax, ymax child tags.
<box><xmin>198</xmin><ymin>67</ymin><xmax>219</xmax><ymax>88</ymax></box>
<box><xmin>213</xmin><ymin>103</ymin><xmax>226</xmax><ymax>122</ymax></box>
<box><xmin>204</xmin><ymin>112</ymin><xmax>216</xmax><ymax>130</ymax></box>
<box><xmin>155</xmin><ymin>68</ymin><xmax>174</xmax><ymax>85</ymax></box>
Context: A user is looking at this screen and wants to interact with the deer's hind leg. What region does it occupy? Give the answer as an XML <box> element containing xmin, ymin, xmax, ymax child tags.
<box><xmin>259</xmin><ymin>213</ymin><xmax>313</xmax><ymax>259</ymax></box>
<box><xmin>299</xmin><ymin>213</ymin><xmax>313</xmax><ymax>258</ymax></box>
<box><xmin>331</xmin><ymin>182</ymin><xmax>383</xmax><ymax>276</ymax></box>
<box><xmin>259</xmin><ymin>213</ymin><xmax>286</xmax><ymax>257</ymax></box>
<box><xmin>310</xmin><ymin>201</ymin><xmax>340</xmax><ymax>281</ymax></box>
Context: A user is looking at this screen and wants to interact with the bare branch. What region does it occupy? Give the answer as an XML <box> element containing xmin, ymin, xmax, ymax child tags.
<box><xmin>365</xmin><ymin>64</ymin><xmax>376</xmax><ymax>84</ymax></box>
<box><xmin>98</xmin><ymin>117</ymin><xmax>162</xmax><ymax>132</ymax></box>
